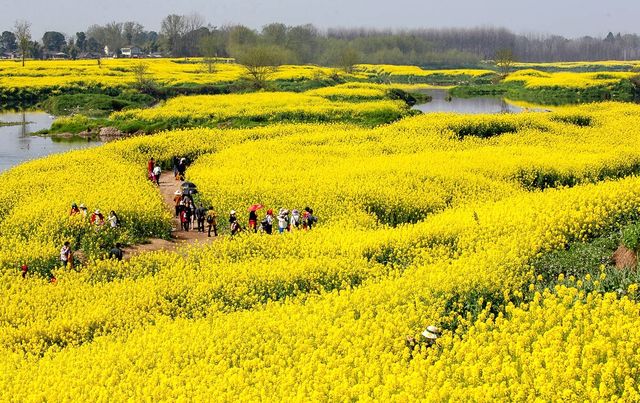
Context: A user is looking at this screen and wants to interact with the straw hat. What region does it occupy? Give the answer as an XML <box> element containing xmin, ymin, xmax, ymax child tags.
<box><xmin>230</xmin><ymin>210</ymin><xmax>236</xmax><ymax>215</ymax></box>
<box><xmin>95</xmin><ymin>209</ymin><xmax>101</xmax><ymax>214</ymax></box>
<box><xmin>79</xmin><ymin>204</ymin><xmax>86</xmax><ymax>209</ymax></box>
<box><xmin>421</xmin><ymin>325</ymin><xmax>441</xmax><ymax>340</ymax></box>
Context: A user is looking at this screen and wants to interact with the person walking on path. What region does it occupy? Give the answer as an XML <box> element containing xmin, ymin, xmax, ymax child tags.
<box><xmin>229</xmin><ymin>210</ymin><xmax>243</xmax><ymax>235</ymax></box>
<box><xmin>109</xmin><ymin>243</ymin><xmax>124</xmax><ymax>261</ymax></box>
<box><xmin>304</xmin><ymin>207</ymin><xmax>317</xmax><ymax>230</ymax></box>
<box><xmin>277</xmin><ymin>209</ymin><xmax>289</xmax><ymax>234</ymax></box>
<box><xmin>173</xmin><ymin>191</ymin><xmax>183</xmax><ymax>217</ymax></box>
<box><xmin>172</xmin><ymin>156</ymin><xmax>179</xmax><ymax>180</ymax></box>
<box><xmin>60</xmin><ymin>241</ymin><xmax>72</xmax><ymax>268</ymax></box>
<box><xmin>249</xmin><ymin>209</ymin><xmax>258</xmax><ymax>233</ymax></box>
<box><xmin>206</xmin><ymin>208</ymin><xmax>218</xmax><ymax>237</ymax></box>
<box><xmin>147</xmin><ymin>157</ymin><xmax>155</xmax><ymax>182</ymax></box>
<box><xmin>290</xmin><ymin>209</ymin><xmax>302</xmax><ymax>230</ymax></box>
<box><xmin>180</xmin><ymin>208</ymin><xmax>190</xmax><ymax>231</ymax></box>
<box><xmin>153</xmin><ymin>165</ymin><xmax>162</xmax><ymax>186</ymax></box>
<box><xmin>262</xmin><ymin>209</ymin><xmax>274</xmax><ymax>234</ymax></box>
<box><xmin>177</xmin><ymin>158</ymin><xmax>187</xmax><ymax>181</ymax></box>
<box><xmin>196</xmin><ymin>205</ymin><xmax>207</xmax><ymax>233</ymax></box>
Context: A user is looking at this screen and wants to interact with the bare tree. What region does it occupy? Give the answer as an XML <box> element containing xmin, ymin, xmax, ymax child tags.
<box><xmin>495</xmin><ymin>48</ymin><xmax>515</xmax><ymax>77</ymax></box>
<box><xmin>199</xmin><ymin>35</ymin><xmax>220</xmax><ymax>73</ymax></box>
<box><xmin>14</xmin><ymin>20</ymin><xmax>31</xmax><ymax>66</ymax></box>
<box><xmin>234</xmin><ymin>45</ymin><xmax>292</xmax><ymax>88</ymax></box>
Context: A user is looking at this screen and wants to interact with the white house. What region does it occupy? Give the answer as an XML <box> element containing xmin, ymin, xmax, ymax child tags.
<box><xmin>120</xmin><ymin>46</ymin><xmax>142</xmax><ymax>58</ymax></box>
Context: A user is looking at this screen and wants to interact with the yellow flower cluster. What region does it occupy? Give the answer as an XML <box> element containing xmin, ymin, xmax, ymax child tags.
<box><xmin>3</xmin><ymin>100</ymin><xmax>640</xmax><ymax>399</ymax></box>
<box><xmin>0</xmin><ymin>59</ymin><xmax>342</xmax><ymax>90</ymax></box>
<box><xmin>355</xmin><ymin>64</ymin><xmax>495</xmax><ymax>77</ymax></box>
<box><xmin>514</xmin><ymin>60</ymin><xmax>640</xmax><ymax>70</ymax></box>
<box><xmin>110</xmin><ymin>91</ymin><xmax>410</xmax><ymax>125</ymax></box>
<box><xmin>504</xmin><ymin>68</ymin><xmax>636</xmax><ymax>88</ymax></box>
<box><xmin>305</xmin><ymin>82</ymin><xmax>390</xmax><ymax>100</ymax></box>
<box><xmin>415</xmin><ymin>286</ymin><xmax>640</xmax><ymax>401</ymax></box>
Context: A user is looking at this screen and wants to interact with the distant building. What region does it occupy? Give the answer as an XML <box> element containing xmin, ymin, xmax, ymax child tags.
<box><xmin>120</xmin><ymin>46</ymin><xmax>142</xmax><ymax>58</ymax></box>
<box><xmin>1</xmin><ymin>52</ymin><xmax>18</xmax><ymax>60</ymax></box>
<box><xmin>79</xmin><ymin>52</ymin><xmax>103</xmax><ymax>60</ymax></box>
<box><xmin>44</xmin><ymin>51</ymin><xmax>68</xmax><ymax>60</ymax></box>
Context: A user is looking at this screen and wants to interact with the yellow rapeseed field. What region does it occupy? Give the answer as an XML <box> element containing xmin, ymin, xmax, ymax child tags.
<box><xmin>2</xmin><ymin>70</ymin><xmax>640</xmax><ymax>401</ymax></box>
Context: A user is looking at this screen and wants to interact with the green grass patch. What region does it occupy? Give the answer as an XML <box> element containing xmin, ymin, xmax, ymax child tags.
<box><xmin>40</xmin><ymin>92</ymin><xmax>155</xmax><ymax>117</ymax></box>
<box><xmin>450</xmin><ymin>79</ymin><xmax>637</xmax><ymax>105</ymax></box>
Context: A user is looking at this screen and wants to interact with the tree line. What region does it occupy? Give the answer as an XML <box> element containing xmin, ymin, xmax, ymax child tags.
<box><xmin>3</xmin><ymin>15</ymin><xmax>640</xmax><ymax>66</ymax></box>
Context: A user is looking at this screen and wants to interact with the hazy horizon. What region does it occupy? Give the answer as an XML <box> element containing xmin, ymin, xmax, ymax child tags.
<box><xmin>0</xmin><ymin>0</ymin><xmax>638</xmax><ymax>40</ymax></box>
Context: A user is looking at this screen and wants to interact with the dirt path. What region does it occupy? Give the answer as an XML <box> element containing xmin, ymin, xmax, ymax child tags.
<box><xmin>123</xmin><ymin>171</ymin><xmax>216</xmax><ymax>258</ymax></box>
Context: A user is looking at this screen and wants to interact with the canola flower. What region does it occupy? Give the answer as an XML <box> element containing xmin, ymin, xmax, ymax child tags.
<box><xmin>110</xmin><ymin>92</ymin><xmax>410</xmax><ymax>125</ymax></box>
<box><xmin>0</xmin><ymin>59</ymin><xmax>344</xmax><ymax>90</ymax></box>
<box><xmin>504</xmin><ymin>68</ymin><xmax>636</xmax><ymax>88</ymax></box>
<box><xmin>1</xmin><ymin>101</ymin><xmax>640</xmax><ymax>400</ymax></box>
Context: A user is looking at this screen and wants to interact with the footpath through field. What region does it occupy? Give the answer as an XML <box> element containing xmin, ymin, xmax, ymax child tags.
<box><xmin>124</xmin><ymin>171</ymin><xmax>215</xmax><ymax>258</ymax></box>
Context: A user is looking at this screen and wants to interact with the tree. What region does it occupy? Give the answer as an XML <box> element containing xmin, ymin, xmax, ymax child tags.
<box><xmin>85</xmin><ymin>37</ymin><xmax>102</xmax><ymax>53</ymax></box>
<box><xmin>14</xmin><ymin>20</ymin><xmax>31</xmax><ymax>66</ymax></box>
<box><xmin>262</xmin><ymin>23</ymin><xmax>287</xmax><ymax>45</ymax></box>
<box><xmin>233</xmin><ymin>44</ymin><xmax>292</xmax><ymax>88</ymax></box>
<box><xmin>199</xmin><ymin>34</ymin><xmax>221</xmax><ymax>73</ymax></box>
<box><xmin>495</xmin><ymin>48</ymin><xmax>515</xmax><ymax>76</ymax></box>
<box><xmin>160</xmin><ymin>14</ymin><xmax>186</xmax><ymax>56</ymax></box>
<box><xmin>28</xmin><ymin>40</ymin><xmax>43</xmax><ymax>60</ymax></box>
<box><xmin>42</xmin><ymin>31</ymin><xmax>67</xmax><ymax>52</ymax></box>
<box><xmin>1</xmin><ymin>31</ymin><xmax>17</xmax><ymax>53</ymax></box>
<box><xmin>285</xmin><ymin>24</ymin><xmax>319</xmax><ymax>64</ymax></box>
<box><xmin>122</xmin><ymin>21</ymin><xmax>145</xmax><ymax>46</ymax></box>
<box><xmin>76</xmin><ymin>32</ymin><xmax>87</xmax><ymax>52</ymax></box>
<box><xmin>131</xmin><ymin>62</ymin><xmax>157</xmax><ymax>94</ymax></box>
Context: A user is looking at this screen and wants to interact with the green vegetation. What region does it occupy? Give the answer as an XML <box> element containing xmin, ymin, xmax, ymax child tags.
<box><xmin>450</xmin><ymin>79</ymin><xmax>637</xmax><ymax>104</ymax></box>
<box><xmin>40</xmin><ymin>92</ymin><xmax>155</xmax><ymax>117</ymax></box>
<box><xmin>530</xmin><ymin>219</ymin><xmax>639</xmax><ymax>295</ymax></box>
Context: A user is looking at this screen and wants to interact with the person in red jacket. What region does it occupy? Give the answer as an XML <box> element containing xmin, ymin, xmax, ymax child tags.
<box><xmin>147</xmin><ymin>157</ymin><xmax>155</xmax><ymax>181</ymax></box>
<box><xmin>90</xmin><ymin>210</ymin><xmax>105</xmax><ymax>226</ymax></box>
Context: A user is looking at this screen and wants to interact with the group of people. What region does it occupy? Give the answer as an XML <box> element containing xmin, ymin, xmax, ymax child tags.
<box><xmin>70</xmin><ymin>203</ymin><xmax>120</xmax><ymax>228</ymax></box>
<box><xmin>230</xmin><ymin>206</ymin><xmax>318</xmax><ymax>236</ymax></box>
<box><xmin>173</xmin><ymin>190</ymin><xmax>216</xmax><ymax>235</ymax></box>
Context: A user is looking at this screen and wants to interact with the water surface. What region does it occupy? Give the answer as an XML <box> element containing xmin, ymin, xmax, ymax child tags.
<box><xmin>413</xmin><ymin>89</ymin><xmax>527</xmax><ymax>114</ymax></box>
<box><xmin>0</xmin><ymin>111</ymin><xmax>101</xmax><ymax>173</ymax></box>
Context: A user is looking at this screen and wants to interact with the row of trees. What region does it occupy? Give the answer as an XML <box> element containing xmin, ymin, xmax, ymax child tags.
<box><xmin>3</xmin><ymin>15</ymin><xmax>640</xmax><ymax>66</ymax></box>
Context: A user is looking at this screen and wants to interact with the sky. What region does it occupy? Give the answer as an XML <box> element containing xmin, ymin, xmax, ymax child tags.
<box><xmin>0</xmin><ymin>0</ymin><xmax>638</xmax><ymax>39</ymax></box>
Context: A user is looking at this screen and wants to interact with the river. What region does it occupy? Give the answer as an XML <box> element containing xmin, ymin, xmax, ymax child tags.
<box><xmin>412</xmin><ymin>89</ymin><xmax>532</xmax><ymax>114</ymax></box>
<box><xmin>0</xmin><ymin>111</ymin><xmax>101</xmax><ymax>173</ymax></box>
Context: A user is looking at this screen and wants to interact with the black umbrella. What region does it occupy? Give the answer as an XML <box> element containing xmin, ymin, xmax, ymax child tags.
<box><xmin>182</xmin><ymin>188</ymin><xmax>199</xmax><ymax>195</ymax></box>
<box><xmin>181</xmin><ymin>181</ymin><xmax>197</xmax><ymax>189</ymax></box>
